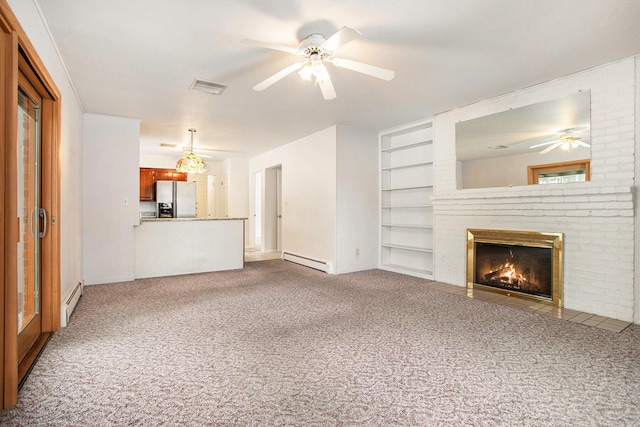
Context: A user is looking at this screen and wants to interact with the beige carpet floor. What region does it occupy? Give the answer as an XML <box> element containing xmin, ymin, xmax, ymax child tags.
<box><xmin>1</xmin><ymin>259</ymin><xmax>638</xmax><ymax>426</ymax></box>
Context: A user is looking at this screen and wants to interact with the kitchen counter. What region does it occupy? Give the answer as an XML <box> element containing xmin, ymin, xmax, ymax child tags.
<box><xmin>140</xmin><ymin>217</ymin><xmax>247</xmax><ymax>222</ymax></box>
<box><xmin>134</xmin><ymin>217</ymin><xmax>246</xmax><ymax>279</ymax></box>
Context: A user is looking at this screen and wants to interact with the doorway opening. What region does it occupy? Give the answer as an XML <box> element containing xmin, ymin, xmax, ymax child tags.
<box><xmin>263</xmin><ymin>165</ymin><xmax>282</xmax><ymax>254</ymax></box>
<box><xmin>251</xmin><ymin>171</ymin><xmax>262</xmax><ymax>250</ymax></box>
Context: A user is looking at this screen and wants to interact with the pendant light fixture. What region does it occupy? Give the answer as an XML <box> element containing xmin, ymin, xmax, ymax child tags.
<box><xmin>176</xmin><ymin>128</ymin><xmax>207</xmax><ymax>174</ymax></box>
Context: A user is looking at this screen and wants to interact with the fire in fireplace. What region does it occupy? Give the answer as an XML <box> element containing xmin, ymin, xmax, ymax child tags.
<box><xmin>475</xmin><ymin>243</ymin><xmax>552</xmax><ymax>298</ymax></box>
<box><xmin>467</xmin><ymin>229</ymin><xmax>563</xmax><ymax>307</ymax></box>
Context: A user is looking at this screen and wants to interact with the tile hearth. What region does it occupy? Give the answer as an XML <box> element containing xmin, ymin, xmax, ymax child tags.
<box><xmin>428</xmin><ymin>282</ymin><xmax>631</xmax><ymax>333</ymax></box>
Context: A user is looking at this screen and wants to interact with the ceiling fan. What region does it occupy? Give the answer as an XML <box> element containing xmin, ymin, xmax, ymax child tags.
<box><xmin>160</xmin><ymin>143</ymin><xmax>239</xmax><ymax>159</ymax></box>
<box><xmin>242</xmin><ymin>26</ymin><xmax>395</xmax><ymax>100</ymax></box>
<box><xmin>529</xmin><ymin>128</ymin><xmax>590</xmax><ymax>154</ymax></box>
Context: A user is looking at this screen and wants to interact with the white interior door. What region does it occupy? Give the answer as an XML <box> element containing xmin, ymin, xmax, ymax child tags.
<box><xmin>252</xmin><ymin>171</ymin><xmax>262</xmax><ymax>249</ymax></box>
<box><xmin>264</xmin><ymin>165</ymin><xmax>280</xmax><ymax>253</ymax></box>
<box><xmin>207</xmin><ymin>175</ymin><xmax>215</xmax><ymax>217</ymax></box>
<box><xmin>221</xmin><ymin>172</ymin><xmax>229</xmax><ymax>217</ymax></box>
<box><xmin>276</xmin><ymin>167</ymin><xmax>282</xmax><ymax>252</ymax></box>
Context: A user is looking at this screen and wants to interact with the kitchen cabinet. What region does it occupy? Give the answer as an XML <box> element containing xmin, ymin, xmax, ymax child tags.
<box><xmin>156</xmin><ymin>169</ymin><xmax>187</xmax><ymax>181</ymax></box>
<box><xmin>139</xmin><ymin>168</ymin><xmax>156</xmax><ymax>201</ymax></box>
<box><xmin>380</xmin><ymin>118</ymin><xmax>434</xmax><ymax>279</ymax></box>
<box><xmin>139</xmin><ymin>168</ymin><xmax>188</xmax><ymax>201</ymax></box>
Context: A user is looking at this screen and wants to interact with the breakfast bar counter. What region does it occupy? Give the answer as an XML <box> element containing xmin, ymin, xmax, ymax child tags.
<box><xmin>134</xmin><ymin>217</ymin><xmax>246</xmax><ymax>279</ymax></box>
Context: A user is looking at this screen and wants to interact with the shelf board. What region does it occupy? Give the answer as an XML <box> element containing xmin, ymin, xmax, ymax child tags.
<box><xmin>381</xmin><ymin>184</ymin><xmax>432</xmax><ymax>191</ymax></box>
<box><xmin>381</xmin><ymin>243</ymin><xmax>433</xmax><ymax>253</ymax></box>
<box><xmin>381</xmin><ymin>204</ymin><xmax>432</xmax><ymax>209</ymax></box>
<box><xmin>380</xmin><ymin>264</ymin><xmax>433</xmax><ymax>277</ymax></box>
<box><xmin>381</xmin><ymin>140</ymin><xmax>433</xmax><ymax>153</ymax></box>
<box><xmin>381</xmin><ymin>161</ymin><xmax>433</xmax><ymax>171</ymax></box>
<box><xmin>381</xmin><ymin>223</ymin><xmax>433</xmax><ymax>229</ymax></box>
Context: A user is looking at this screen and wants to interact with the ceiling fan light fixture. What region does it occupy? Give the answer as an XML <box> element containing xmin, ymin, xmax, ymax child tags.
<box><xmin>176</xmin><ymin>129</ymin><xmax>208</xmax><ymax>174</ymax></box>
<box><xmin>314</xmin><ymin>63</ymin><xmax>330</xmax><ymax>83</ymax></box>
<box><xmin>561</xmin><ymin>140</ymin><xmax>578</xmax><ymax>152</ymax></box>
<box><xmin>559</xmin><ymin>135</ymin><xmax>580</xmax><ymax>152</ymax></box>
<box><xmin>176</xmin><ymin>153</ymin><xmax>208</xmax><ymax>174</ymax></box>
<box><xmin>299</xmin><ymin>56</ymin><xmax>330</xmax><ymax>84</ymax></box>
<box><xmin>298</xmin><ymin>64</ymin><xmax>313</xmax><ymax>81</ymax></box>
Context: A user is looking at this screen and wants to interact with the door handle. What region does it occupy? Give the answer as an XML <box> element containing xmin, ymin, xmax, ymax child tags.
<box><xmin>278</xmin><ymin>215</ymin><xmax>282</xmax><ymax>218</ymax></box>
<box><xmin>39</xmin><ymin>208</ymin><xmax>47</xmax><ymax>238</ymax></box>
<box><xmin>30</xmin><ymin>208</ymin><xmax>37</xmax><ymax>239</ymax></box>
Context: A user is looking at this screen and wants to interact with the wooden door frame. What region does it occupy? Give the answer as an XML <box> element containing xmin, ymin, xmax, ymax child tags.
<box><xmin>1</xmin><ymin>0</ymin><xmax>61</xmax><ymax>409</ymax></box>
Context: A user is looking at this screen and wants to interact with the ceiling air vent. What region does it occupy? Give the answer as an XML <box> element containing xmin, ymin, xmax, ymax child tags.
<box><xmin>190</xmin><ymin>79</ymin><xmax>227</xmax><ymax>95</ymax></box>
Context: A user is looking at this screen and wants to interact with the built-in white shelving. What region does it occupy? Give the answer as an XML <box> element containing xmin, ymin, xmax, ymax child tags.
<box><xmin>379</xmin><ymin>119</ymin><xmax>434</xmax><ymax>279</ymax></box>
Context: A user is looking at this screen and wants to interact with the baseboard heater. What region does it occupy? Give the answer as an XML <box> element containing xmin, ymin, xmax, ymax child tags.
<box><xmin>282</xmin><ymin>252</ymin><xmax>329</xmax><ymax>273</ymax></box>
<box><xmin>61</xmin><ymin>281</ymin><xmax>83</xmax><ymax>327</ymax></box>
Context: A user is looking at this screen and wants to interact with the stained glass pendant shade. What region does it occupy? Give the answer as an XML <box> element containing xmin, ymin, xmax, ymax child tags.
<box><xmin>176</xmin><ymin>128</ymin><xmax>207</xmax><ymax>174</ymax></box>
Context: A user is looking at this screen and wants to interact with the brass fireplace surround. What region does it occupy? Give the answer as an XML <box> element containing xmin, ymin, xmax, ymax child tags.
<box><xmin>467</xmin><ymin>229</ymin><xmax>563</xmax><ymax>307</ymax></box>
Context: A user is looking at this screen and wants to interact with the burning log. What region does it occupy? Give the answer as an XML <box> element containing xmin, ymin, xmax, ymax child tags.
<box><xmin>483</xmin><ymin>263</ymin><xmax>528</xmax><ymax>290</ymax></box>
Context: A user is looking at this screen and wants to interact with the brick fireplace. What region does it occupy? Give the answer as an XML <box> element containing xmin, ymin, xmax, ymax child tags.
<box><xmin>430</xmin><ymin>56</ymin><xmax>638</xmax><ymax>323</ymax></box>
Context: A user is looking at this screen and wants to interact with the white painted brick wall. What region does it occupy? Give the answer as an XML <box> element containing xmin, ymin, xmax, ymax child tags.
<box><xmin>431</xmin><ymin>57</ymin><xmax>637</xmax><ymax>322</ymax></box>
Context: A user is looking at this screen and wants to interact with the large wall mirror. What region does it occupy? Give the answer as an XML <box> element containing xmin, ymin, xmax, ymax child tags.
<box><xmin>455</xmin><ymin>91</ymin><xmax>591</xmax><ymax>189</ymax></box>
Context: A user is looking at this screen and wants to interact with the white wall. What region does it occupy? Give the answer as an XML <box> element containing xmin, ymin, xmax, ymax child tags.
<box><xmin>285</xmin><ymin>128</ymin><xmax>337</xmax><ymax>266</ymax></box>
<box><xmin>8</xmin><ymin>0</ymin><xmax>85</xmax><ymax>304</ymax></box>
<box><xmin>139</xmin><ymin>153</ymin><xmax>179</xmax><ymax>169</ymax></box>
<box><xmin>335</xmin><ymin>126</ymin><xmax>379</xmax><ymax>273</ymax></box>
<box><xmin>433</xmin><ymin>57</ymin><xmax>637</xmax><ymax>322</ymax></box>
<box><xmin>250</xmin><ymin>126</ymin><xmax>337</xmax><ymax>268</ymax></box>
<box><xmin>223</xmin><ymin>157</ymin><xmax>250</xmax><ymax>244</ymax></box>
<box><xmin>224</xmin><ymin>157</ymin><xmax>250</xmax><ymax>219</ymax></box>
<box><xmin>83</xmin><ymin>113</ymin><xmax>140</xmax><ymax>285</ymax></box>
<box><xmin>250</xmin><ymin>125</ymin><xmax>378</xmax><ymax>274</ymax></box>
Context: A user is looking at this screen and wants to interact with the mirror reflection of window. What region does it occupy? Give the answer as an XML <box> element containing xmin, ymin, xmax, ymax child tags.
<box><xmin>538</xmin><ymin>169</ymin><xmax>586</xmax><ymax>184</ymax></box>
<box><xmin>528</xmin><ymin>160</ymin><xmax>590</xmax><ymax>185</ymax></box>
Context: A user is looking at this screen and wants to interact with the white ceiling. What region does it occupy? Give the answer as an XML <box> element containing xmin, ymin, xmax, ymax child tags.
<box><xmin>35</xmin><ymin>0</ymin><xmax>640</xmax><ymax>162</ymax></box>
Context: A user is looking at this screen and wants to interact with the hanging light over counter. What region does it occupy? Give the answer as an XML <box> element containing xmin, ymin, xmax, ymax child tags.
<box><xmin>176</xmin><ymin>128</ymin><xmax>207</xmax><ymax>174</ymax></box>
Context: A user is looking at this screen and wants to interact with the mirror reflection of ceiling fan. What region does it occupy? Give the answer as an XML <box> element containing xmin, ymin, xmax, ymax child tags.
<box><xmin>242</xmin><ymin>26</ymin><xmax>394</xmax><ymax>100</ymax></box>
<box><xmin>528</xmin><ymin>127</ymin><xmax>590</xmax><ymax>154</ymax></box>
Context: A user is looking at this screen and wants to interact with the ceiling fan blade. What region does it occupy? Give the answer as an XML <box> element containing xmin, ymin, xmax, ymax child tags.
<box><xmin>253</xmin><ymin>62</ymin><xmax>305</xmax><ymax>91</ymax></box>
<box><xmin>322</xmin><ymin>26</ymin><xmax>361</xmax><ymax>52</ymax></box>
<box><xmin>577</xmin><ymin>141</ymin><xmax>591</xmax><ymax>148</ymax></box>
<box><xmin>163</xmin><ymin>143</ymin><xmax>240</xmax><ymax>155</ymax></box>
<box><xmin>529</xmin><ymin>139</ymin><xmax>560</xmax><ymax>149</ymax></box>
<box><xmin>540</xmin><ymin>140</ymin><xmax>564</xmax><ymax>154</ymax></box>
<box><xmin>160</xmin><ymin>143</ymin><xmax>181</xmax><ymax>149</ymax></box>
<box><xmin>562</xmin><ymin>126</ymin><xmax>589</xmax><ymax>134</ymax></box>
<box><xmin>331</xmin><ymin>57</ymin><xmax>394</xmax><ymax>81</ymax></box>
<box><xmin>318</xmin><ymin>78</ymin><xmax>337</xmax><ymax>100</ymax></box>
<box><xmin>189</xmin><ymin>147</ymin><xmax>240</xmax><ymax>153</ymax></box>
<box><xmin>241</xmin><ymin>39</ymin><xmax>300</xmax><ymax>55</ymax></box>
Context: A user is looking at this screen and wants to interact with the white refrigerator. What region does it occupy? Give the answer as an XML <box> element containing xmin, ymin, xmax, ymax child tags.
<box><xmin>156</xmin><ymin>180</ymin><xmax>197</xmax><ymax>218</ymax></box>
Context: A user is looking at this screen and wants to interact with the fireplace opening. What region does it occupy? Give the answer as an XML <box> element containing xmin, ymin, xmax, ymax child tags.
<box><xmin>475</xmin><ymin>243</ymin><xmax>552</xmax><ymax>298</ymax></box>
<box><xmin>467</xmin><ymin>229</ymin><xmax>563</xmax><ymax>307</ymax></box>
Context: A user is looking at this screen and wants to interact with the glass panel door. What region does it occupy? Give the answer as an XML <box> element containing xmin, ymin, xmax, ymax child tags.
<box><xmin>17</xmin><ymin>74</ymin><xmax>43</xmax><ymax>363</ymax></box>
